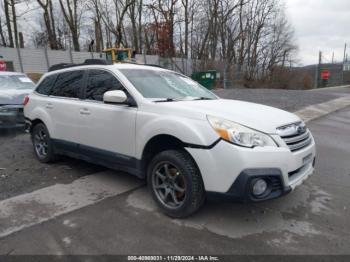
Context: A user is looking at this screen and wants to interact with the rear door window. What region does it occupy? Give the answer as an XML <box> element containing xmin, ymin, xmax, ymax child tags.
<box><xmin>50</xmin><ymin>70</ymin><xmax>85</xmax><ymax>98</ymax></box>
<box><xmin>85</xmin><ymin>70</ymin><xmax>124</xmax><ymax>101</ymax></box>
<box><xmin>36</xmin><ymin>74</ymin><xmax>57</xmax><ymax>95</ymax></box>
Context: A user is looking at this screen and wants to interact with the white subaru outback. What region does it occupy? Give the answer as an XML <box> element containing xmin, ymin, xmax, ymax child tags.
<box><xmin>24</xmin><ymin>63</ymin><xmax>316</xmax><ymax>218</ymax></box>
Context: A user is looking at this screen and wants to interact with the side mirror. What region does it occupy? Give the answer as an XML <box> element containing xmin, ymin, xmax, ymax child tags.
<box><xmin>103</xmin><ymin>90</ymin><xmax>128</xmax><ymax>104</ymax></box>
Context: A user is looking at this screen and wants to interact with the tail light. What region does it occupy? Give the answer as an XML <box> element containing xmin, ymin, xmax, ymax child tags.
<box><xmin>23</xmin><ymin>96</ymin><xmax>29</xmax><ymax>106</ymax></box>
<box><xmin>0</xmin><ymin>60</ymin><xmax>6</xmax><ymax>71</ymax></box>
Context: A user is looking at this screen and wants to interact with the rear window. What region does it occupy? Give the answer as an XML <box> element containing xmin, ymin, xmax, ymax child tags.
<box><xmin>0</xmin><ymin>74</ymin><xmax>35</xmax><ymax>90</ymax></box>
<box><xmin>36</xmin><ymin>74</ymin><xmax>57</xmax><ymax>95</ymax></box>
<box><xmin>50</xmin><ymin>71</ymin><xmax>84</xmax><ymax>98</ymax></box>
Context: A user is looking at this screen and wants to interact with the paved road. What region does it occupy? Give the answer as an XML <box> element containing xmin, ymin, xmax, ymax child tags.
<box><xmin>0</xmin><ymin>107</ymin><xmax>349</xmax><ymax>255</ymax></box>
<box><xmin>214</xmin><ymin>86</ymin><xmax>349</xmax><ymax>112</ymax></box>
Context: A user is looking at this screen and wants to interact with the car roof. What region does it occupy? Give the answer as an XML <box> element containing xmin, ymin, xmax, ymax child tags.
<box><xmin>44</xmin><ymin>63</ymin><xmax>169</xmax><ymax>76</ymax></box>
<box><xmin>0</xmin><ymin>71</ymin><xmax>26</xmax><ymax>76</ymax></box>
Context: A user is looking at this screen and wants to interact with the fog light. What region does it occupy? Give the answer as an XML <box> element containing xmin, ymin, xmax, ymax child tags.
<box><xmin>252</xmin><ymin>179</ymin><xmax>268</xmax><ymax>196</ymax></box>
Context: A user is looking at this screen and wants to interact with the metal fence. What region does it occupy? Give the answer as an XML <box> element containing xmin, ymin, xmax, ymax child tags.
<box><xmin>0</xmin><ymin>47</ymin><xmax>194</xmax><ymax>76</ymax></box>
<box><xmin>1</xmin><ymin>47</ymin><xmax>240</xmax><ymax>90</ymax></box>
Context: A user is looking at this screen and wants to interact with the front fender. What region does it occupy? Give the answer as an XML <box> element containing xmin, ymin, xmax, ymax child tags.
<box><xmin>135</xmin><ymin>114</ymin><xmax>218</xmax><ymax>159</ymax></box>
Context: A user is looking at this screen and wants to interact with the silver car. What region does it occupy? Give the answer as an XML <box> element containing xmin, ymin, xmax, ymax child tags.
<box><xmin>0</xmin><ymin>72</ymin><xmax>35</xmax><ymax>128</ymax></box>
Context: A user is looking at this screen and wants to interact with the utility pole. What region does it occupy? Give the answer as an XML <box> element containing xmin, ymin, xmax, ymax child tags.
<box><xmin>343</xmin><ymin>43</ymin><xmax>347</xmax><ymax>62</ymax></box>
<box><xmin>332</xmin><ymin>51</ymin><xmax>334</xmax><ymax>64</ymax></box>
<box><xmin>342</xmin><ymin>43</ymin><xmax>347</xmax><ymax>84</ymax></box>
<box><xmin>315</xmin><ymin>51</ymin><xmax>322</xmax><ymax>89</ymax></box>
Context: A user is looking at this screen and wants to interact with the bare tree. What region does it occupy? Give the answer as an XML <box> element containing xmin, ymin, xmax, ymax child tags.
<box><xmin>147</xmin><ymin>0</ymin><xmax>179</xmax><ymax>57</ymax></box>
<box><xmin>59</xmin><ymin>0</ymin><xmax>84</xmax><ymax>51</ymax></box>
<box><xmin>98</xmin><ymin>0</ymin><xmax>135</xmax><ymax>48</ymax></box>
<box><xmin>37</xmin><ymin>0</ymin><xmax>59</xmax><ymax>49</ymax></box>
<box><xmin>87</xmin><ymin>0</ymin><xmax>104</xmax><ymax>52</ymax></box>
<box><xmin>0</xmin><ymin>0</ymin><xmax>297</xmax><ymax>87</ymax></box>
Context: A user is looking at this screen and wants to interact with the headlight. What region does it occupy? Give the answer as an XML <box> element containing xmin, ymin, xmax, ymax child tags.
<box><xmin>207</xmin><ymin>115</ymin><xmax>277</xmax><ymax>148</ymax></box>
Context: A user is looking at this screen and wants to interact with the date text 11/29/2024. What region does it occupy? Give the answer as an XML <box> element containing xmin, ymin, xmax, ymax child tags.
<box><xmin>127</xmin><ymin>256</ymin><xmax>220</xmax><ymax>261</ymax></box>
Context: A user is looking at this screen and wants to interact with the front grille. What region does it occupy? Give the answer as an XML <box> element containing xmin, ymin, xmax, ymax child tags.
<box><xmin>282</xmin><ymin>130</ymin><xmax>312</xmax><ymax>152</ymax></box>
<box><xmin>277</xmin><ymin>122</ymin><xmax>312</xmax><ymax>152</ymax></box>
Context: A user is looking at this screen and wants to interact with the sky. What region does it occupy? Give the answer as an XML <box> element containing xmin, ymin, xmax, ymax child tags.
<box><xmin>285</xmin><ymin>0</ymin><xmax>350</xmax><ymax>65</ymax></box>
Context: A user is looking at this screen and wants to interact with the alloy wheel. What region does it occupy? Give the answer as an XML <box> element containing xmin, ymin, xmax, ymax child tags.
<box><xmin>34</xmin><ymin>128</ymin><xmax>48</xmax><ymax>158</ymax></box>
<box><xmin>152</xmin><ymin>161</ymin><xmax>187</xmax><ymax>209</ymax></box>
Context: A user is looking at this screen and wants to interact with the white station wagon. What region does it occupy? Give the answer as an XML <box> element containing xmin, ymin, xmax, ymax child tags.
<box><xmin>24</xmin><ymin>62</ymin><xmax>316</xmax><ymax>217</ymax></box>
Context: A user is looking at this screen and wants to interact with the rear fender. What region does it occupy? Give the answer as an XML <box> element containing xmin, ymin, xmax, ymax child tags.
<box><xmin>27</xmin><ymin>107</ymin><xmax>55</xmax><ymax>137</ymax></box>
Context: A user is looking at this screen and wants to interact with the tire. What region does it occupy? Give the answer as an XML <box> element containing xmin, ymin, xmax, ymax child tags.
<box><xmin>31</xmin><ymin>123</ymin><xmax>57</xmax><ymax>163</ymax></box>
<box><xmin>147</xmin><ymin>150</ymin><xmax>205</xmax><ymax>218</ymax></box>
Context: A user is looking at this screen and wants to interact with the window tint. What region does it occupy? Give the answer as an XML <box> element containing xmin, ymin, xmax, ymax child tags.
<box><xmin>36</xmin><ymin>75</ymin><xmax>56</xmax><ymax>95</ymax></box>
<box><xmin>85</xmin><ymin>70</ymin><xmax>124</xmax><ymax>101</ymax></box>
<box><xmin>50</xmin><ymin>70</ymin><xmax>84</xmax><ymax>98</ymax></box>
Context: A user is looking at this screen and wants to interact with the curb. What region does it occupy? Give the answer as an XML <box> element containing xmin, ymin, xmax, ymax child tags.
<box><xmin>309</xmin><ymin>85</ymin><xmax>349</xmax><ymax>91</ymax></box>
<box><xmin>295</xmin><ymin>96</ymin><xmax>350</xmax><ymax>123</ymax></box>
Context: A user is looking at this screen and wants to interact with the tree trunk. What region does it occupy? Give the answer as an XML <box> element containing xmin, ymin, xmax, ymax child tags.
<box><xmin>4</xmin><ymin>0</ymin><xmax>14</xmax><ymax>47</ymax></box>
<box><xmin>94</xmin><ymin>20</ymin><xmax>101</xmax><ymax>52</ymax></box>
<box><xmin>10</xmin><ymin>0</ymin><xmax>18</xmax><ymax>48</ymax></box>
<box><xmin>72</xmin><ymin>31</ymin><xmax>80</xmax><ymax>51</ymax></box>
<box><xmin>18</xmin><ymin>31</ymin><xmax>24</xmax><ymax>48</ymax></box>
<box><xmin>129</xmin><ymin>1</ymin><xmax>139</xmax><ymax>52</ymax></box>
<box><xmin>138</xmin><ymin>0</ymin><xmax>143</xmax><ymax>54</ymax></box>
<box><xmin>182</xmin><ymin>0</ymin><xmax>189</xmax><ymax>58</ymax></box>
<box><xmin>0</xmin><ymin>17</ymin><xmax>7</xmax><ymax>46</ymax></box>
<box><xmin>49</xmin><ymin>0</ymin><xmax>59</xmax><ymax>49</ymax></box>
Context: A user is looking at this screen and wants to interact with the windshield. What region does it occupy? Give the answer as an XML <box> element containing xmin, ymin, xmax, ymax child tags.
<box><xmin>119</xmin><ymin>69</ymin><xmax>217</xmax><ymax>101</ymax></box>
<box><xmin>0</xmin><ymin>75</ymin><xmax>35</xmax><ymax>90</ymax></box>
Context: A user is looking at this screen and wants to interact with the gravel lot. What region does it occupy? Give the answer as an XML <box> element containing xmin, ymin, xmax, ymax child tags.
<box><xmin>0</xmin><ymin>129</ymin><xmax>105</xmax><ymax>201</ymax></box>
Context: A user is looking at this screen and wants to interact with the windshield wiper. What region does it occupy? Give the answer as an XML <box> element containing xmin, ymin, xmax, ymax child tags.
<box><xmin>154</xmin><ymin>97</ymin><xmax>214</xmax><ymax>103</ymax></box>
<box><xmin>191</xmin><ymin>97</ymin><xmax>214</xmax><ymax>101</ymax></box>
<box><xmin>154</xmin><ymin>98</ymin><xmax>181</xmax><ymax>103</ymax></box>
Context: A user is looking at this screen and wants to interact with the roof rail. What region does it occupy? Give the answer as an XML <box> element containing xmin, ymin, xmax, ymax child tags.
<box><xmin>48</xmin><ymin>59</ymin><xmax>112</xmax><ymax>72</ymax></box>
<box><xmin>122</xmin><ymin>61</ymin><xmax>163</xmax><ymax>68</ymax></box>
<box><xmin>84</xmin><ymin>59</ymin><xmax>112</xmax><ymax>65</ymax></box>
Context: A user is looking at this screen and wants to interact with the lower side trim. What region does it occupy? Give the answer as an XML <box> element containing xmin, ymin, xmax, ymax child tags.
<box><xmin>52</xmin><ymin>139</ymin><xmax>143</xmax><ymax>178</ymax></box>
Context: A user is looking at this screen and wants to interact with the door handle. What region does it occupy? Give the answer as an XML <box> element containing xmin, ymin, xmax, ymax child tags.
<box><xmin>79</xmin><ymin>108</ymin><xmax>90</xmax><ymax>115</ymax></box>
<box><xmin>46</xmin><ymin>103</ymin><xmax>54</xmax><ymax>109</ymax></box>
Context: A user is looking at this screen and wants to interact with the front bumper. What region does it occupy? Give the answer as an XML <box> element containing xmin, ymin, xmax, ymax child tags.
<box><xmin>186</xmin><ymin>135</ymin><xmax>316</xmax><ymax>202</ymax></box>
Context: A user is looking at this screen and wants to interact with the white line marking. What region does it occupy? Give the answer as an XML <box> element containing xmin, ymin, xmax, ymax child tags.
<box><xmin>0</xmin><ymin>171</ymin><xmax>142</xmax><ymax>238</ymax></box>
<box><xmin>308</xmin><ymin>85</ymin><xmax>349</xmax><ymax>91</ymax></box>
<box><xmin>295</xmin><ymin>96</ymin><xmax>350</xmax><ymax>123</ymax></box>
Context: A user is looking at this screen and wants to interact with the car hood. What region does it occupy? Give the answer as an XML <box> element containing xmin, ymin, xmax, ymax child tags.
<box><xmin>0</xmin><ymin>89</ymin><xmax>33</xmax><ymax>105</ymax></box>
<box><xmin>157</xmin><ymin>99</ymin><xmax>301</xmax><ymax>134</ymax></box>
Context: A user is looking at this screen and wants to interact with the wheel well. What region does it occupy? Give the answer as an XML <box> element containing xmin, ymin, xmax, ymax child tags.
<box><xmin>141</xmin><ymin>135</ymin><xmax>186</xmax><ymax>173</ymax></box>
<box><xmin>30</xmin><ymin>119</ymin><xmax>44</xmax><ymax>133</ymax></box>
